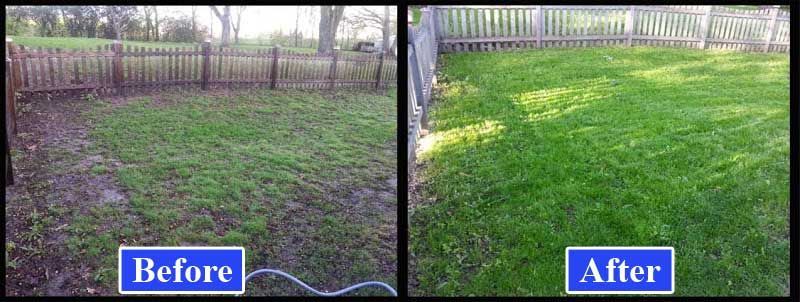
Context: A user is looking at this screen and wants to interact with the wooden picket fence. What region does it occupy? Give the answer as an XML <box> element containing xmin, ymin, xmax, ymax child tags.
<box><xmin>432</xmin><ymin>5</ymin><xmax>790</xmax><ymax>53</ymax></box>
<box><xmin>408</xmin><ymin>7</ymin><xmax>438</xmax><ymax>169</ymax></box>
<box><xmin>5</xmin><ymin>39</ymin><xmax>398</xmax><ymax>100</ymax></box>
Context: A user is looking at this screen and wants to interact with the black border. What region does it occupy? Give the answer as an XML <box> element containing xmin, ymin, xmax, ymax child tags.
<box><xmin>0</xmin><ymin>0</ymin><xmax>798</xmax><ymax>301</ymax></box>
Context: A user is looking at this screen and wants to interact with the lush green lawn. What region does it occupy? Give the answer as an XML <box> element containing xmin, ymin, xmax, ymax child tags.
<box><xmin>411</xmin><ymin>47</ymin><xmax>789</xmax><ymax>296</ymax></box>
<box><xmin>73</xmin><ymin>89</ymin><xmax>396</xmax><ymax>295</ymax></box>
<box><xmin>7</xmin><ymin>36</ymin><xmax>363</xmax><ymax>54</ymax></box>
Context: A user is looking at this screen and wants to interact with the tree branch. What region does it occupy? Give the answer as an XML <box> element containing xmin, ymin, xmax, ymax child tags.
<box><xmin>210</xmin><ymin>6</ymin><xmax>223</xmax><ymax>20</ymax></box>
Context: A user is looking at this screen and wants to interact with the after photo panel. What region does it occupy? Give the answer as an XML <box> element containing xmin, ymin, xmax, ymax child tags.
<box><xmin>408</xmin><ymin>4</ymin><xmax>791</xmax><ymax>297</ymax></box>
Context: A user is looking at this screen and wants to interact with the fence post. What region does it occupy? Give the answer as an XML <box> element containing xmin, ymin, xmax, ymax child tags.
<box><xmin>5</xmin><ymin>38</ymin><xmax>17</xmax><ymax>136</ymax></box>
<box><xmin>536</xmin><ymin>6</ymin><xmax>544</xmax><ymax>48</ymax></box>
<box><xmin>374</xmin><ymin>52</ymin><xmax>385</xmax><ymax>90</ymax></box>
<box><xmin>7</xmin><ymin>38</ymin><xmax>22</xmax><ymax>90</ymax></box>
<box><xmin>698</xmin><ymin>6</ymin><xmax>712</xmax><ymax>49</ymax></box>
<box><xmin>201</xmin><ymin>40</ymin><xmax>211</xmax><ymax>90</ymax></box>
<box><xmin>5</xmin><ymin>55</ymin><xmax>15</xmax><ymax>185</ymax></box>
<box><xmin>431</xmin><ymin>6</ymin><xmax>441</xmax><ymax>40</ymax></box>
<box><xmin>763</xmin><ymin>7</ymin><xmax>779</xmax><ymax>53</ymax></box>
<box><xmin>408</xmin><ymin>25</ymin><xmax>425</xmax><ymax>124</ymax></box>
<box><xmin>112</xmin><ymin>40</ymin><xmax>123</xmax><ymax>96</ymax></box>
<box><xmin>624</xmin><ymin>6</ymin><xmax>636</xmax><ymax>47</ymax></box>
<box><xmin>328</xmin><ymin>51</ymin><xmax>338</xmax><ymax>90</ymax></box>
<box><xmin>270</xmin><ymin>46</ymin><xmax>279</xmax><ymax>89</ymax></box>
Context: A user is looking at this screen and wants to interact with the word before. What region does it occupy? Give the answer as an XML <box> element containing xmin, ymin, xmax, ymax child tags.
<box><xmin>133</xmin><ymin>258</ymin><xmax>233</xmax><ymax>283</ymax></box>
<box><xmin>119</xmin><ymin>247</ymin><xmax>245</xmax><ymax>294</ymax></box>
<box><xmin>579</xmin><ymin>257</ymin><xmax>660</xmax><ymax>283</ymax></box>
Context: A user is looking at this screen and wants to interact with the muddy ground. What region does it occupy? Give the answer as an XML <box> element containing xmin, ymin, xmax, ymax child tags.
<box><xmin>5</xmin><ymin>95</ymin><xmax>134</xmax><ymax>295</ymax></box>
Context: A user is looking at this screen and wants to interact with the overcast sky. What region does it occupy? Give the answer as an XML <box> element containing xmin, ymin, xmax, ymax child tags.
<box><xmin>158</xmin><ymin>6</ymin><xmax>395</xmax><ymax>40</ymax></box>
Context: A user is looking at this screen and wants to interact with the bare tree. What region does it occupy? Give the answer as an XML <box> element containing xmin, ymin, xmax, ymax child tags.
<box><xmin>317</xmin><ymin>6</ymin><xmax>345</xmax><ymax>55</ymax></box>
<box><xmin>340</xmin><ymin>15</ymin><xmax>365</xmax><ymax>50</ymax></box>
<box><xmin>231</xmin><ymin>6</ymin><xmax>246</xmax><ymax>45</ymax></box>
<box><xmin>353</xmin><ymin>6</ymin><xmax>396</xmax><ymax>54</ymax></box>
<box><xmin>210</xmin><ymin>6</ymin><xmax>231</xmax><ymax>47</ymax></box>
<box><xmin>105</xmin><ymin>6</ymin><xmax>137</xmax><ymax>40</ymax></box>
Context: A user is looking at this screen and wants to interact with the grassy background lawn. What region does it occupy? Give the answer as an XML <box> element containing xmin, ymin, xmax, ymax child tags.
<box><xmin>6</xmin><ymin>88</ymin><xmax>396</xmax><ymax>296</ymax></box>
<box><xmin>410</xmin><ymin>47</ymin><xmax>789</xmax><ymax>296</ymax></box>
<box><xmin>7</xmin><ymin>36</ymin><xmax>364</xmax><ymax>54</ymax></box>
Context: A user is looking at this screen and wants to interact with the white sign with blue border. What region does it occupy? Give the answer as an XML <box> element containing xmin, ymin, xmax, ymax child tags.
<box><xmin>565</xmin><ymin>246</ymin><xmax>674</xmax><ymax>294</ymax></box>
<box><xmin>118</xmin><ymin>246</ymin><xmax>245</xmax><ymax>294</ymax></box>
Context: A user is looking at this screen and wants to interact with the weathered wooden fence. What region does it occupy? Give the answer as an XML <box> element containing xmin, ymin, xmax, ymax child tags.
<box><xmin>5</xmin><ymin>39</ymin><xmax>398</xmax><ymax>100</ymax></box>
<box><xmin>433</xmin><ymin>5</ymin><xmax>790</xmax><ymax>53</ymax></box>
<box><xmin>408</xmin><ymin>7</ymin><xmax>438</xmax><ymax>168</ymax></box>
<box><xmin>6</xmin><ymin>38</ymin><xmax>17</xmax><ymax>186</ymax></box>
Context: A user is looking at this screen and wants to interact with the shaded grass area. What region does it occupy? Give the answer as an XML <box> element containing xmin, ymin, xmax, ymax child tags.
<box><xmin>8</xmin><ymin>36</ymin><xmax>363</xmax><ymax>54</ymax></box>
<box><xmin>70</xmin><ymin>89</ymin><xmax>396</xmax><ymax>295</ymax></box>
<box><xmin>410</xmin><ymin>47</ymin><xmax>789</xmax><ymax>296</ymax></box>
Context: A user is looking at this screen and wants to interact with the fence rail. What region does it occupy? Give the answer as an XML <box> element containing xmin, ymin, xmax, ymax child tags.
<box><xmin>433</xmin><ymin>5</ymin><xmax>790</xmax><ymax>53</ymax></box>
<box><xmin>5</xmin><ymin>39</ymin><xmax>398</xmax><ymax>99</ymax></box>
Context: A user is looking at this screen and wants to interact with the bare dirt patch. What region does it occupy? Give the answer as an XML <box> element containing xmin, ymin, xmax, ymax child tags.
<box><xmin>5</xmin><ymin>96</ymin><xmax>137</xmax><ymax>296</ymax></box>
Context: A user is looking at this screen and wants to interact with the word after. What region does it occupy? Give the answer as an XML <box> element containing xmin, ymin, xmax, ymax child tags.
<box><xmin>119</xmin><ymin>247</ymin><xmax>245</xmax><ymax>294</ymax></box>
<box><xmin>565</xmin><ymin>247</ymin><xmax>674</xmax><ymax>294</ymax></box>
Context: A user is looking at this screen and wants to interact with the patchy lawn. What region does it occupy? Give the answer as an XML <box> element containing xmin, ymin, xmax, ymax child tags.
<box><xmin>410</xmin><ymin>47</ymin><xmax>789</xmax><ymax>296</ymax></box>
<box><xmin>6</xmin><ymin>88</ymin><xmax>396</xmax><ymax>296</ymax></box>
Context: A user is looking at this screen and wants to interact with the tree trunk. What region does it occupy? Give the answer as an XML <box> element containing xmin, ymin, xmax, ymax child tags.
<box><xmin>231</xmin><ymin>6</ymin><xmax>244</xmax><ymax>45</ymax></box>
<box><xmin>114</xmin><ymin>20</ymin><xmax>121</xmax><ymax>40</ymax></box>
<box><xmin>317</xmin><ymin>6</ymin><xmax>345</xmax><ymax>55</ymax></box>
<box><xmin>191</xmin><ymin>6</ymin><xmax>197</xmax><ymax>42</ymax></box>
<box><xmin>382</xmin><ymin>6</ymin><xmax>391</xmax><ymax>55</ymax></box>
<box><xmin>294</xmin><ymin>7</ymin><xmax>300</xmax><ymax>47</ymax></box>
<box><xmin>107</xmin><ymin>7</ymin><xmax>121</xmax><ymax>40</ymax></box>
<box><xmin>153</xmin><ymin>6</ymin><xmax>159</xmax><ymax>41</ymax></box>
<box><xmin>211</xmin><ymin>6</ymin><xmax>231</xmax><ymax>47</ymax></box>
<box><xmin>87</xmin><ymin>20</ymin><xmax>97</xmax><ymax>38</ymax></box>
<box><xmin>144</xmin><ymin>6</ymin><xmax>151</xmax><ymax>41</ymax></box>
